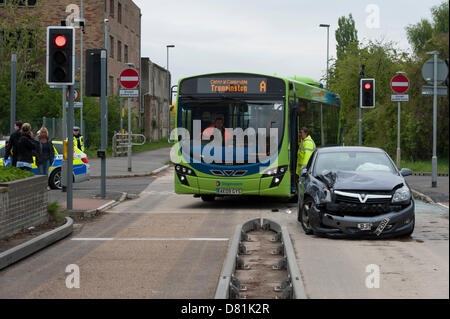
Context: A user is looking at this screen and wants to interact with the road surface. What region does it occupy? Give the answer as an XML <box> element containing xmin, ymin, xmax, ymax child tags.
<box><xmin>0</xmin><ymin>168</ymin><xmax>448</xmax><ymax>299</ymax></box>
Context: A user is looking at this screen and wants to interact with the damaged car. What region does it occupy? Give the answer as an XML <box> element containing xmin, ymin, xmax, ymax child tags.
<box><xmin>297</xmin><ymin>146</ymin><xmax>414</xmax><ymax>238</ymax></box>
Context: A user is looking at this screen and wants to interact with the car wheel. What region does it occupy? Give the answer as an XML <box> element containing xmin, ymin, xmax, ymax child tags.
<box><xmin>201</xmin><ymin>195</ymin><xmax>215</xmax><ymax>202</ymax></box>
<box><xmin>49</xmin><ymin>168</ymin><xmax>62</xmax><ymax>190</ymax></box>
<box><xmin>299</xmin><ymin>197</ymin><xmax>314</xmax><ymax>235</ymax></box>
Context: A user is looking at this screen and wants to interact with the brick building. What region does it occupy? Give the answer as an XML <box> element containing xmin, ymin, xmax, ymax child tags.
<box><xmin>141</xmin><ymin>58</ymin><xmax>171</xmax><ymax>141</ymax></box>
<box><xmin>1</xmin><ymin>0</ymin><xmax>142</xmax><ymax>130</ymax></box>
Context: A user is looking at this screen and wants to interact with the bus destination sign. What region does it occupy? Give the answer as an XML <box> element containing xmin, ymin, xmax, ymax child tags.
<box><xmin>197</xmin><ymin>78</ymin><xmax>268</xmax><ymax>94</ymax></box>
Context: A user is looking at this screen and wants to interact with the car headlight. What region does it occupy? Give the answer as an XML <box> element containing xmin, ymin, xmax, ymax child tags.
<box><xmin>392</xmin><ymin>185</ymin><xmax>411</xmax><ymax>203</ymax></box>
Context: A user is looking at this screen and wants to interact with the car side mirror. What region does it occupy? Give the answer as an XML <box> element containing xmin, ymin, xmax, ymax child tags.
<box><xmin>400</xmin><ymin>168</ymin><xmax>413</xmax><ymax>177</ymax></box>
<box><xmin>300</xmin><ymin>168</ymin><xmax>308</xmax><ymax>178</ymax></box>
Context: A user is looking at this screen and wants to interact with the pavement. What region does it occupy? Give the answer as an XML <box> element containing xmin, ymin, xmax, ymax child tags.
<box><xmin>53</xmin><ymin>147</ymin><xmax>171</xmax><ymax>215</ymax></box>
<box><xmin>406</xmin><ymin>175</ymin><xmax>449</xmax><ymax>207</ymax></box>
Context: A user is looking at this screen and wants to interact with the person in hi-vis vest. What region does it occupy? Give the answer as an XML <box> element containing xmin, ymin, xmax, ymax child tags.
<box><xmin>296</xmin><ymin>127</ymin><xmax>316</xmax><ymax>176</ymax></box>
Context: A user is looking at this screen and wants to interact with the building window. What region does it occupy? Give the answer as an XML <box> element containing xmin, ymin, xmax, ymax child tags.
<box><xmin>117</xmin><ymin>40</ymin><xmax>122</xmax><ymax>62</ymax></box>
<box><xmin>124</xmin><ymin>44</ymin><xmax>128</xmax><ymax>63</ymax></box>
<box><xmin>109</xmin><ymin>0</ymin><xmax>114</xmax><ymax>18</ymax></box>
<box><xmin>109</xmin><ymin>35</ymin><xmax>114</xmax><ymax>58</ymax></box>
<box><xmin>109</xmin><ymin>76</ymin><xmax>114</xmax><ymax>96</ymax></box>
<box><xmin>118</xmin><ymin>2</ymin><xmax>122</xmax><ymax>24</ymax></box>
<box><xmin>1</xmin><ymin>0</ymin><xmax>38</xmax><ymax>6</ymax></box>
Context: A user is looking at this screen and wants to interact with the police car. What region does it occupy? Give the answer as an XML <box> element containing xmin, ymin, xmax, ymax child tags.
<box><xmin>0</xmin><ymin>140</ymin><xmax>90</xmax><ymax>189</ymax></box>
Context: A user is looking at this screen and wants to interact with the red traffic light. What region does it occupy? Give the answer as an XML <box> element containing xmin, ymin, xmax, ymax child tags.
<box><xmin>364</xmin><ymin>83</ymin><xmax>372</xmax><ymax>90</ymax></box>
<box><xmin>54</xmin><ymin>35</ymin><xmax>67</xmax><ymax>47</ymax></box>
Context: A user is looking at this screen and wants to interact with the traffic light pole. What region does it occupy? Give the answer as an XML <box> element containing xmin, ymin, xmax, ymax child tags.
<box><xmin>101</xmin><ymin>50</ymin><xmax>107</xmax><ymax>198</ymax></box>
<box><xmin>358</xmin><ymin>65</ymin><xmax>365</xmax><ymax>146</ymax></box>
<box><xmin>10</xmin><ymin>54</ymin><xmax>16</xmax><ymax>135</ymax></box>
<box><xmin>67</xmin><ymin>86</ymin><xmax>74</xmax><ymax>210</ymax></box>
<box><xmin>62</xmin><ymin>86</ymin><xmax>67</xmax><ymax>192</ymax></box>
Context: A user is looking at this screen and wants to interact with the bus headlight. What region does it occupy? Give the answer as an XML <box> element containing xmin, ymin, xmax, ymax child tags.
<box><xmin>262</xmin><ymin>165</ymin><xmax>288</xmax><ymax>178</ymax></box>
<box><xmin>175</xmin><ymin>165</ymin><xmax>196</xmax><ymax>176</ymax></box>
<box><xmin>175</xmin><ymin>164</ymin><xmax>196</xmax><ymax>186</ymax></box>
<box><xmin>261</xmin><ymin>165</ymin><xmax>288</xmax><ymax>188</ymax></box>
<box><xmin>392</xmin><ymin>186</ymin><xmax>411</xmax><ymax>203</ymax></box>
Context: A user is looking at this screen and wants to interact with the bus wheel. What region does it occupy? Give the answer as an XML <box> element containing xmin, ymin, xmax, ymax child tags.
<box><xmin>201</xmin><ymin>195</ymin><xmax>215</xmax><ymax>202</ymax></box>
<box><xmin>288</xmin><ymin>194</ymin><xmax>298</xmax><ymax>203</ymax></box>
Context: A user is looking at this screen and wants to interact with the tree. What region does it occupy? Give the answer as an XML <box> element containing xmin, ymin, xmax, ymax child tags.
<box><xmin>0</xmin><ymin>0</ymin><xmax>60</xmax><ymax>135</ymax></box>
<box><xmin>335</xmin><ymin>14</ymin><xmax>358</xmax><ymax>59</ymax></box>
<box><xmin>405</xmin><ymin>0</ymin><xmax>449</xmax><ymax>55</ymax></box>
<box><xmin>431</xmin><ymin>1</ymin><xmax>449</xmax><ymax>34</ymax></box>
<box><xmin>405</xmin><ymin>19</ymin><xmax>434</xmax><ymax>54</ymax></box>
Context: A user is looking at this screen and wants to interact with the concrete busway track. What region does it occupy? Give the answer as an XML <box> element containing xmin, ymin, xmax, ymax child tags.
<box><xmin>0</xmin><ymin>167</ymin><xmax>448</xmax><ymax>298</ymax></box>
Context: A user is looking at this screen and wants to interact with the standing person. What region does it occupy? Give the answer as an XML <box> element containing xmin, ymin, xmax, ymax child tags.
<box><xmin>73</xmin><ymin>126</ymin><xmax>85</xmax><ymax>152</ymax></box>
<box><xmin>3</xmin><ymin>120</ymin><xmax>23</xmax><ymax>167</ymax></box>
<box><xmin>296</xmin><ymin>127</ymin><xmax>316</xmax><ymax>176</ymax></box>
<box><xmin>16</xmin><ymin>123</ymin><xmax>39</xmax><ymax>171</ymax></box>
<box><xmin>36</xmin><ymin>127</ymin><xmax>55</xmax><ymax>176</ymax></box>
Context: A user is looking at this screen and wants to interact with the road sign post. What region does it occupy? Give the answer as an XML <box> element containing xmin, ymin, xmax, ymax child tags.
<box><xmin>119</xmin><ymin>67</ymin><xmax>140</xmax><ymax>172</ymax></box>
<box><xmin>422</xmin><ymin>52</ymin><xmax>449</xmax><ymax>188</ymax></box>
<box><xmin>391</xmin><ymin>73</ymin><xmax>410</xmax><ymax>168</ymax></box>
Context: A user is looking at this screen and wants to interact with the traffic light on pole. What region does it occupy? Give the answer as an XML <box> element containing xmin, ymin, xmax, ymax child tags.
<box><xmin>46</xmin><ymin>26</ymin><xmax>75</xmax><ymax>85</ymax></box>
<box><xmin>360</xmin><ymin>78</ymin><xmax>375</xmax><ymax>108</ymax></box>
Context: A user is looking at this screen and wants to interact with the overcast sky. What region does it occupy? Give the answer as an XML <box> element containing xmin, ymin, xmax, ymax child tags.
<box><xmin>133</xmin><ymin>0</ymin><xmax>443</xmax><ymax>86</ymax></box>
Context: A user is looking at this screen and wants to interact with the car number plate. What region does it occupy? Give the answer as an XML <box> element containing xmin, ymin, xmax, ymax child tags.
<box><xmin>357</xmin><ymin>223</ymin><xmax>373</xmax><ymax>231</ymax></box>
<box><xmin>217</xmin><ymin>188</ymin><xmax>242</xmax><ymax>195</ymax></box>
<box><xmin>375</xmin><ymin>218</ymin><xmax>391</xmax><ymax>236</ymax></box>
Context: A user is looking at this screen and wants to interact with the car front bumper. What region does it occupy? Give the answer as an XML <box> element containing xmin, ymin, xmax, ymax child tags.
<box><xmin>308</xmin><ymin>201</ymin><xmax>415</xmax><ymax>239</ymax></box>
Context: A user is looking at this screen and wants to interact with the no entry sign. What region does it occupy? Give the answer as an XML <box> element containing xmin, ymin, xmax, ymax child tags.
<box><xmin>120</xmin><ymin>68</ymin><xmax>140</xmax><ymax>89</ymax></box>
<box><xmin>391</xmin><ymin>74</ymin><xmax>409</xmax><ymax>94</ymax></box>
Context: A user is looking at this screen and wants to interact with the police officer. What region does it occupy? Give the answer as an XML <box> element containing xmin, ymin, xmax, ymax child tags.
<box><xmin>73</xmin><ymin>126</ymin><xmax>85</xmax><ymax>152</ymax></box>
<box><xmin>4</xmin><ymin>120</ymin><xmax>23</xmax><ymax>167</ymax></box>
<box><xmin>296</xmin><ymin>127</ymin><xmax>316</xmax><ymax>176</ymax></box>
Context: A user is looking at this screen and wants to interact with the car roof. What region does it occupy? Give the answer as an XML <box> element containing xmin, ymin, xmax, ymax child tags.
<box><xmin>317</xmin><ymin>146</ymin><xmax>386</xmax><ymax>153</ymax></box>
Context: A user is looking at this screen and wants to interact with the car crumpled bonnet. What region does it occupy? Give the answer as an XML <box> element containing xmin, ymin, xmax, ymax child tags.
<box><xmin>306</xmin><ymin>170</ymin><xmax>405</xmax><ymax>205</ymax></box>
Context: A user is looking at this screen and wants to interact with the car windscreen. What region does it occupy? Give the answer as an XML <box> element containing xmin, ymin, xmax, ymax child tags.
<box><xmin>314</xmin><ymin>151</ymin><xmax>397</xmax><ymax>175</ymax></box>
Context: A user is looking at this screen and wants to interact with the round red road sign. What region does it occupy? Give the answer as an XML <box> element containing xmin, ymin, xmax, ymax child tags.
<box><xmin>66</xmin><ymin>89</ymin><xmax>80</xmax><ymax>101</ymax></box>
<box><xmin>391</xmin><ymin>74</ymin><xmax>409</xmax><ymax>94</ymax></box>
<box><xmin>120</xmin><ymin>68</ymin><xmax>140</xmax><ymax>89</ymax></box>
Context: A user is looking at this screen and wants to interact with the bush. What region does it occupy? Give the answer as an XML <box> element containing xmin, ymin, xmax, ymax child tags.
<box><xmin>0</xmin><ymin>166</ymin><xmax>34</xmax><ymax>183</ymax></box>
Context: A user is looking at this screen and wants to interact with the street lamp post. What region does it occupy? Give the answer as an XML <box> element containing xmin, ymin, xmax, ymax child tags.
<box><xmin>319</xmin><ymin>24</ymin><xmax>330</xmax><ymax>88</ymax></box>
<box><xmin>166</xmin><ymin>45</ymin><xmax>175</xmax><ymax>142</ymax></box>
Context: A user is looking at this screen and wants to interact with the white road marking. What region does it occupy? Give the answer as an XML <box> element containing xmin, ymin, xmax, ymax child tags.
<box><xmin>71</xmin><ymin>237</ymin><xmax>229</xmax><ymax>241</ymax></box>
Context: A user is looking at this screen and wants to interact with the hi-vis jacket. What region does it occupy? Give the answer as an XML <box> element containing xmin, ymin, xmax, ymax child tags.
<box><xmin>296</xmin><ymin>135</ymin><xmax>316</xmax><ymax>175</ymax></box>
<box><xmin>73</xmin><ymin>135</ymin><xmax>85</xmax><ymax>152</ymax></box>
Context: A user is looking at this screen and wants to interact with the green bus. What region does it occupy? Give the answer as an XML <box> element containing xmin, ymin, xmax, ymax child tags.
<box><xmin>173</xmin><ymin>72</ymin><xmax>341</xmax><ymax>201</ymax></box>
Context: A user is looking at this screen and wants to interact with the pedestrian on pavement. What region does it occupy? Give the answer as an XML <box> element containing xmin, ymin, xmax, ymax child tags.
<box><xmin>35</xmin><ymin>127</ymin><xmax>55</xmax><ymax>176</ymax></box>
<box><xmin>16</xmin><ymin>123</ymin><xmax>39</xmax><ymax>171</ymax></box>
<box><xmin>4</xmin><ymin>120</ymin><xmax>23</xmax><ymax>167</ymax></box>
<box><xmin>73</xmin><ymin>126</ymin><xmax>85</xmax><ymax>152</ymax></box>
<box><xmin>296</xmin><ymin>127</ymin><xmax>316</xmax><ymax>176</ymax></box>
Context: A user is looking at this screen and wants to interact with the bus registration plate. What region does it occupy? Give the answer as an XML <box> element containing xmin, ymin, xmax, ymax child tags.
<box><xmin>217</xmin><ymin>188</ymin><xmax>242</xmax><ymax>195</ymax></box>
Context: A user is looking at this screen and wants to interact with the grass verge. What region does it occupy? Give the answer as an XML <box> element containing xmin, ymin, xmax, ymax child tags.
<box><xmin>401</xmin><ymin>158</ymin><xmax>449</xmax><ymax>173</ymax></box>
